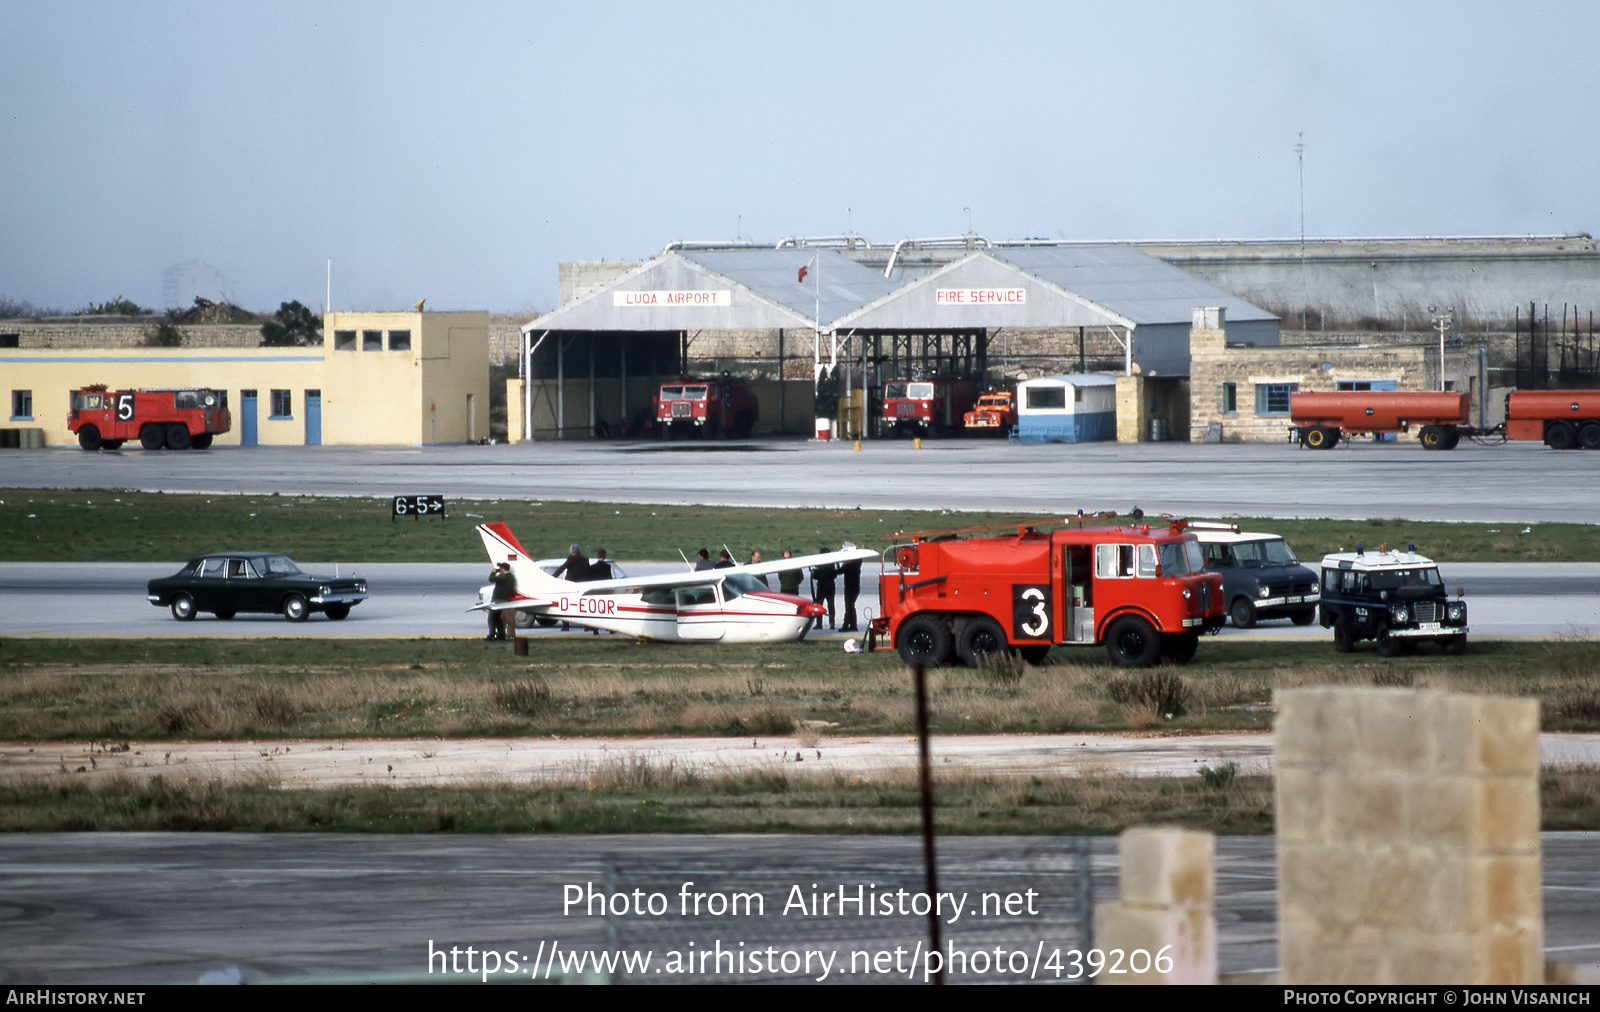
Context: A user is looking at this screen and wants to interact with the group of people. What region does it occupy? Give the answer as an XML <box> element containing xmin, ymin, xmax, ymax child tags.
<box><xmin>485</xmin><ymin>543</ymin><xmax>617</xmax><ymax>640</ymax></box>
<box><xmin>799</xmin><ymin>547</ymin><xmax>863</xmax><ymax>632</ymax></box>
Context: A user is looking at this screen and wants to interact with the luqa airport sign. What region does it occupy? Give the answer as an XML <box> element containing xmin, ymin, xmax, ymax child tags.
<box><xmin>614</xmin><ymin>290</ymin><xmax>733</xmax><ymax>307</ymax></box>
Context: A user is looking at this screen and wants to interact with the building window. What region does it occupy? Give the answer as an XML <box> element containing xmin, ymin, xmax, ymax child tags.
<box><xmin>11</xmin><ymin>390</ymin><xmax>32</xmax><ymax>420</ymax></box>
<box><xmin>270</xmin><ymin>390</ymin><xmax>292</xmax><ymax>418</ymax></box>
<box><xmin>1255</xmin><ymin>382</ymin><xmax>1297</xmax><ymax>415</ymax></box>
<box><xmin>0</xmin><ymin>334</ymin><xmax>19</xmax><ymax>349</ymax></box>
<box><xmin>362</xmin><ymin>330</ymin><xmax>383</xmax><ymax>351</ymax></box>
<box><xmin>334</xmin><ymin>330</ymin><xmax>357</xmax><ymax>350</ymax></box>
<box><xmin>387</xmin><ymin>329</ymin><xmax>411</xmax><ymax>351</ymax></box>
<box><xmin>1221</xmin><ymin>382</ymin><xmax>1237</xmax><ymax>414</ymax></box>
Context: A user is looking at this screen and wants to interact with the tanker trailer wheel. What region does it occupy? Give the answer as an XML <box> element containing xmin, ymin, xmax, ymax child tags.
<box><xmin>190</xmin><ymin>432</ymin><xmax>213</xmax><ymax>450</ymax></box>
<box><xmin>1105</xmin><ymin>615</ymin><xmax>1161</xmax><ymax>667</ymax></box>
<box><xmin>165</xmin><ymin>424</ymin><xmax>192</xmax><ymax>451</ymax></box>
<box><xmin>1546</xmin><ymin>422</ymin><xmax>1577</xmax><ymax>450</ymax></box>
<box><xmin>1419</xmin><ymin>425</ymin><xmax>1447</xmax><ymax>450</ymax></box>
<box><xmin>956</xmin><ymin>617</ymin><xmax>1010</xmax><ymax>667</ymax></box>
<box><xmin>1303</xmin><ymin>425</ymin><xmax>1339</xmax><ymax>450</ymax></box>
<box><xmin>76</xmin><ymin>425</ymin><xmax>102</xmax><ymax>451</ymax></box>
<box><xmin>139</xmin><ymin>424</ymin><xmax>166</xmax><ymax>450</ymax></box>
<box><xmin>1579</xmin><ymin>423</ymin><xmax>1600</xmax><ymax>450</ymax></box>
<box><xmin>897</xmin><ymin>615</ymin><xmax>953</xmax><ymax>668</ymax></box>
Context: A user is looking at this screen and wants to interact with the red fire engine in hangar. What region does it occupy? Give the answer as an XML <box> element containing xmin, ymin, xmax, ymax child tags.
<box><xmin>872</xmin><ymin>512</ymin><xmax>1225</xmax><ymax>668</ymax></box>
<box><xmin>68</xmin><ymin>385</ymin><xmax>231</xmax><ymax>451</ymax></box>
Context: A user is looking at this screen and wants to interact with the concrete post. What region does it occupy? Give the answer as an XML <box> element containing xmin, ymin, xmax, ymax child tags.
<box><xmin>1276</xmin><ymin>688</ymin><xmax>1542</xmax><ymax>985</ymax></box>
<box><xmin>1093</xmin><ymin>826</ymin><xmax>1218</xmax><ymax>985</ymax></box>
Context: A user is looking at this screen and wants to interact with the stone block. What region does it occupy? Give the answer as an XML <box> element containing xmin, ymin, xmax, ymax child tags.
<box><xmin>1469</xmin><ymin>777</ymin><xmax>1541</xmax><ymax>853</ymax></box>
<box><xmin>1429</xmin><ymin>695</ymin><xmax>1539</xmax><ymax>775</ymax></box>
<box><xmin>1406</xmin><ymin>774</ymin><xmax>1471</xmax><ymax>847</ymax></box>
<box><xmin>1275</xmin><ymin>688</ymin><xmax>1360</xmax><ymax>769</ymax></box>
<box><xmin>1118</xmin><ymin>826</ymin><xmax>1214</xmax><ymax>908</ymax></box>
<box><xmin>1472</xmin><ymin>926</ymin><xmax>1545</xmax><ymax>985</ymax></box>
<box><xmin>1356</xmin><ymin>690</ymin><xmax>1429</xmax><ymax>771</ymax></box>
<box><xmin>1274</xmin><ymin>767</ymin><xmax>1325</xmax><ymax>843</ymax></box>
<box><xmin>1324</xmin><ymin>770</ymin><xmax>1406</xmax><ymax>847</ymax></box>
<box><xmin>1092</xmin><ymin>901</ymin><xmax>1216</xmax><ymax>985</ymax></box>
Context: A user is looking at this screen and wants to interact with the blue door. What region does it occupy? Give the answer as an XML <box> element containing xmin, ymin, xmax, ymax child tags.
<box><xmin>240</xmin><ymin>391</ymin><xmax>257</xmax><ymax>446</ymax></box>
<box><xmin>304</xmin><ymin>390</ymin><xmax>321</xmax><ymax>445</ymax></box>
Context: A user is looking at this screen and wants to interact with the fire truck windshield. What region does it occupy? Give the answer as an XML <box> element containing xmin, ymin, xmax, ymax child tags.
<box><xmin>660</xmin><ymin>386</ymin><xmax>685</xmax><ymax>400</ymax></box>
<box><xmin>683</xmin><ymin>386</ymin><xmax>708</xmax><ymax>400</ymax></box>
<box><xmin>885</xmin><ymin>382</ymin><xmax>934</xmax><ymax>399</ymax></box>
<box><xmin>1158</xmin><ymin>540</ymin><xmax>1206</xmax><ymax>576</ymax></box>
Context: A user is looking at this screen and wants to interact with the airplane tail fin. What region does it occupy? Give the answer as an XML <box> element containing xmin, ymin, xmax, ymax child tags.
<box><xmin>476</xmin><ymin>522</ymin><xmax>567</xmax><ymax>596</ymax></box>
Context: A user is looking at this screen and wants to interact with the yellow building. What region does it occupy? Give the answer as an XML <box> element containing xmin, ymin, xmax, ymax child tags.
<box><xmin>1</xmin><ymin>312</ymin><xmax>488</xmax><ymax>447</ymax></box>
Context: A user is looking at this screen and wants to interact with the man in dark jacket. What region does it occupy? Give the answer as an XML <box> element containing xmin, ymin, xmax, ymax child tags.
<box><xmin>839</xmin><ymin>544</ymin><xmax>863</xmax><ymax>632</ymax></box>
<box><xmin>811</xmin><ymin>546</ymin><xmax>837</xmax><ymax>629</ymax></box>
<box><xmin>486</xmin><ymin>561</ymin><xmax>517</xmax><ymax>640</ymax></box>
<box><xmin>552</xmin><ymin>544</ymin><xmax>590</xmax><ymax>582</ymax></box>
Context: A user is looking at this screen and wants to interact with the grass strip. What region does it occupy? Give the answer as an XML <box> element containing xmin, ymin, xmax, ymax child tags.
<box><xmin>2</xmin><ymin>765</ymin><xmax>1594</xmax><ymax>834</ymax></box>
<box><xmin>4</xmin><ymin>489</ymin><xmax>1600</xmax><ymax>563</ymax></box>
<box><xmin>3</xmin><ymin>637</ymin><xmax>1597</xmax><ymax>740</ymax></box>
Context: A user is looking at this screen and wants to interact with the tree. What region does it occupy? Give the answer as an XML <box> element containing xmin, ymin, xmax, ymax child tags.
<box><xmin>260</xmin><ymin>300</ymin><xmax>322</xmax><ymax>347</ymax></box>
<box><xmin>84</xmin><ymin>296</ymin><xmax>146</xmax><ymax>316</ymax></box>
<box><xmin>144</xmin><ymin>321</ymin><xmax>185</xmax><ymax>347</ymax></box>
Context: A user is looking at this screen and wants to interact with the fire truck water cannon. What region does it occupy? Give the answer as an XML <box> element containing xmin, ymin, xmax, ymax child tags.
<box><xmin>871</xmin><ymin>511</ymin><xmax>1225</xmax><ymax>669</ymax></box>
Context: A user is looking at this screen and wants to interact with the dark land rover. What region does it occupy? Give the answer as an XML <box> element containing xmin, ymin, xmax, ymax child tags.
<box><xmin>1192</xmin><ymin>526</ymin><xmax>1320</xmax><ymax>628</ymax></box>
<box><xmin>1318</xmin><ymin>548</ymin><xmax>1468</xmax><ymax>655</ymax></box>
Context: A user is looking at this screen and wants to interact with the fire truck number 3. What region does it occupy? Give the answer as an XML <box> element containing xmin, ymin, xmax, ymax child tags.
<box><xmin>1013</xmin><ymin>584</ymin><xmax>1051</xmax><ymax>639</ymax></box>
<box><xmin>117</xmin><ymin>395</ymin><xmax>134</xmax><ymax>421</ymax></box>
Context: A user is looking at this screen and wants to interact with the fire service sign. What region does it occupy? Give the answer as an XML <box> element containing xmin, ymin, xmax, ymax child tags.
<box><xmin>936</xmin><ymin>288</ymin><xmax>1027</xmax><ymax>306</ymax></box>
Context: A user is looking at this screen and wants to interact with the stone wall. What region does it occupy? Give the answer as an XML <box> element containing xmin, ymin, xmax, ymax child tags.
<box><xmin>0</xmin><ymin>318</ymin><xmax>262</xmax><ymax>349</ymax></box>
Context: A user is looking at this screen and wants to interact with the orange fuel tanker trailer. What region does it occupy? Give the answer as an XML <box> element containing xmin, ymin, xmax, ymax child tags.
<box><xmin>1505</xmin><ymin>390</ymin><xmax>1600</xmax><ymax>450</ymax></box>
<box><xmin>1290</xmin><ymin>391</ymin><xmax>1470</xmax><ymax>450</ymax></box>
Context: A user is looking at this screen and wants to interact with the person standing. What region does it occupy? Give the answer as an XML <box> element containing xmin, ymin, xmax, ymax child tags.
<box><xmin>694</xmin><ymin>548</ymin><xmax>715</xmax><ymax>571</ymax></box>
<box><xmin>715</xmin><ymin>548</ymin><xmax>735</xmax><ymax>569</ymax></box>
<box><xmin>811</xmin><ymin>546</ymin><xmax>837</xmax><ymax>629</ymax></box>
<box><xmin>553</xmin><ymin>544</ymin><xmax>590</xmax><ymax>582</ymax></box>
<box><xmin>589</xmin><ymin>548</ymin><xmax>613</xmax><ymax>581</ymax></box>
<box><xmin>839</xmin><ymin>543</ymin><xmax>863</xmax><ymax>632</ymax></box>
<box><xmin>747</xmin><ymin>549</ymin><xmax>768</xmax><ymax>585</ymax></box>
<box><xmin>777</xmin><ymin>549</ymin><xmax>803</xmax><ymax>596</ymax></box>
<box><xmin>486</xmin><ymin>560</ymin><xmax>517</xmax><ymax>640</ymax></box>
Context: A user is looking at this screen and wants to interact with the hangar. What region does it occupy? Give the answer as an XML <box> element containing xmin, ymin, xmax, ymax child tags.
<box><xmin>515</xmin><ymin>241</ymin><xmax>1279</xmax><ymax>442</ymax></box>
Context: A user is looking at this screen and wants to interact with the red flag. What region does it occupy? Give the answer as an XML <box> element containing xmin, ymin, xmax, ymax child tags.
<box><xmin>797</xmin><ymin>264</ymin><xmax>809</xmax><ymax>284</ymax></box>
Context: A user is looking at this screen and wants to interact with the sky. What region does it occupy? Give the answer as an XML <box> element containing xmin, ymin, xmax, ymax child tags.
<box><xmin>3</xmin><ymin>1</ymin><xmax>1596</xmax><ymax>315</ymax></box>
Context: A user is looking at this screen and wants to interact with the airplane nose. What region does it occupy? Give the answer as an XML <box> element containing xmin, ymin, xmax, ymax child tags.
<box><xmin>800</xmin><ymin>602</ymin><xmax>826</xmax><ymax>618</ymax></box>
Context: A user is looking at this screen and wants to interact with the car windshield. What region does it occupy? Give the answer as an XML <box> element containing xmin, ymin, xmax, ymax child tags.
<box><xmin>1158</xmin><ymin>540</ymin><xmax>1206</xmax><ymax>576</ymax></box>
<box><xmin>1235</xmin><ymin>538</ymin><xmax>1299</xmax><ymax>566</ymax></box>
<box><xmin>1368</xmin><ymin>567</ymin><xmax>1443</xmax><ymax>591</ymax></box>
<box><xmin>257</xmin><ymin>555</ymin><xmax>304</xmax><ymax>577</ymax></box>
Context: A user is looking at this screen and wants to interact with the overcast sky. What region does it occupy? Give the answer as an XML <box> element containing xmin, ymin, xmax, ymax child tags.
<box><xmin>3</xmin><ymin>1</ymin><xmax>1596</xmax><ymax>315</ymax></box>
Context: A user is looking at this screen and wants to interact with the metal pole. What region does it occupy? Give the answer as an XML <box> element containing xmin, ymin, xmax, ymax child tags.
<box><xmin>557</xmin><ymin>336</ymin><xmax>565</xmax><ymax>440</ymax></box>
<box><xmin>913</xmin><ymin>662</ymin><xmax>944</xmax><ymax>984</ymax></box>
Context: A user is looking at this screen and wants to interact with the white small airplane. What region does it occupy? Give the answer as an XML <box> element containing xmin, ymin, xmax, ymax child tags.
<box><xmin>472</xmin><ymin>522</ymin><xmax>877</xmax><ymax>643</ymax></box>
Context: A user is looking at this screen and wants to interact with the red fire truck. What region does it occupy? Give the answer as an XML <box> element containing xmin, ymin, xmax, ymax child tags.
<box><xmin>881</xmin><ymin>377</ymin><xmax>978</xmax><ymax>438</ymax></box>
<box><xmin>654</xmin><ymin>374</ymin><xmax>759</xmax><ymax>439</ymax></box>
<box><xmin>871</xmin><ymin>514</ymin><xmax>1225</xmax><ymax>668</ymax></box>
<box><xmin>1290</xmin><ymin>389</ymin><xmax>1600</xmax><ymax>450</ymax></box>
<box><xmin>68</xmin><ymin>385</ymin><xmax>231</xmax><ymax>451</ymax></box>
<box><xmin>962</xmin><ymin>388</ymin><xmax>1018</xmax><ymax>434</ymax></box>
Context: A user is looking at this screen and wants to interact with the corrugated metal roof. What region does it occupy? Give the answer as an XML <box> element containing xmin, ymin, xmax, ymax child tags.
<box><xmin>989</xmin><ymin>246</ymin><xmax>1278</xmax><ymax>325</ymax></box>
<box><xmin>524</xmin><ymin>249</ymin><xmax>900</xmax><ymax>333</ymax></box>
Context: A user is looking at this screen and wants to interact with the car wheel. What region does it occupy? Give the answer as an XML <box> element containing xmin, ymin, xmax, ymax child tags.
<box><xmin>190</xmin><ymin>432</ymin><xmax>214</xmax><ymax>450</ymax></box>
<box><xmin>1377</xmin><ymin>627</ymin><xmax>1403</xmax><ymax>657</ymax></box>
<box><xmin>1442</xmin><ymin>634</ymin><xmax>1467</xmax><ymax>655</ymax></box>
<box><xmin>1291</xmin><ymin>608</ymin><xmax>1317</xmax><ymax>626</ymax></box>
<box><xmin>282</xmin><ymin>594</ymin><xmax>310</xmax><ymax>622</ymax></box>
<box><xmin>170</xmin><ymin>593</ymin><xmax>196</xmax><ymax>621</ymax></box>
<box><xmin>1579</xmin><ymin>423</ymin><xmax>1600</xmax><ymax>451</ymax></box>
<box><xmin>1229</xmin><ymin>598</ymin><xmax>1257</xmax><ymax>629</ymax></box>
<box><xmin>77</xmin><ymin>426</ymin><xmax>102</xmax><ymax>451</ymax></box>
<box><xmin>324</xmin><ymin>604</ymin><xmax>350</xmax><ymax>620</ymax></box>
<box><xmin>956</xmin><ymin>617</ymin><xmax>1010</xmax><ymax>667</ymax></box>
<box><xmin>1160</xmin><ymin>632</ymin><xmax>1199</xmax><ymax>665</ymax></box>
<box><xmin>1106</xmin><ymin>615</ymin><xmax>1162</xmax><ymax>667</ymax></box>
<box><xmin>1333</xmin><ymin>619</ymin><xmax>1356</xmax><ymax>653</ymax></box>
<box><xmin>897</xmin><ymin>614</ymin><xmax>953</xmax><ymax>668</ymax></box>
<box><xmin>165</xmin><ymin>424</ymin><xmax>191</xmax><ymax>451</ymax></box>
<box><xmin>214</xmin><ymin>610</ymin><xmax>235</xmax><ymax>620</ymax></box>
<box><xmin>139</xmin><ymin>424</ymin><xmax>165</xmax><ymax>450</ymax></box>
<box><xmin>1547</xmin><ymin>422</ymin><xmax>1577</xmax><ymax>450</ymax></box>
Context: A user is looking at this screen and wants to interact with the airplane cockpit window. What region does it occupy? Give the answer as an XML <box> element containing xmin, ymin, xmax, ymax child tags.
<box><xmin>720</xmin><ymin>574</ymin><xmax>766</xmax><ymax>599</ymax></box>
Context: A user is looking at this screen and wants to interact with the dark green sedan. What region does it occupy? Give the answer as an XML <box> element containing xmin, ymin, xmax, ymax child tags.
<box><xmin>147</xmin><ymin>553</ymin><xmax>368</xmax><ymax>622</ymax></box>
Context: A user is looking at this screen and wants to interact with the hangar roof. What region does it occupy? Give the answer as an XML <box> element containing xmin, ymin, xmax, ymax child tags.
<box><xmin>831</xmin><ymin>245</ymin><xmax>1277</xmax><ymax>331</ymax></box>
<box><xmin>524</xmin><ymin>249</ymin><xmax>900</xmax><ymax>333</ymax></box>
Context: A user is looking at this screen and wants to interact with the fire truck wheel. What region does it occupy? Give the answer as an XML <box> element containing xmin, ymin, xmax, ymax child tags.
<box><xmin>77</xmin><ymin>426</ymin><xmax>102</xmax><ymax>451</ymax></box>
<box><xmin>956</xmin><ymin>617</ymin><xmax>1010</xmax><ymax>667</ymax></box>
<box><xmin>170</xmin><ymin>594</ymin><xmax>197</xmax><ymax>621</ymax></box>
<box><xmin>101</xmin><ymin>440</ymin><xmax>123</xmax><ymax>450</ymax></box>
<box><xmin>165</xmin><ymin>424</ymin><xmax>192</xmax><ymax>450</ymax></box>
<box><xmin>897</xmin><ymin>615</ymin><xmax>953</xmax><ymax>668</ymax></box>
<box><xmin>1106</xmin><ymin>616</ymin><xmax>1161</xmax><ymax>667</ymax></box>
<box><xmin>1160</xmin><ymin>633</ymin><xmax>1199</xmax><ymax>665</ymax></box>
<box><xmin>1419</xmin><ymin>426</ymin><xmax>1446</xmax><ymax>450</ymax></box>
<box><xmin>1229</xmin><ymin>598</ymin><xmax>1257</xmax><ymax>629</ymax></box>
<box><xmin>282</xmin><ymin>594</ymin><xmax>310</xmax><ymax>622</ymax></box>
<box><xmin>139</xmin><ymin>425</ymin><xmax>166</xmax><ymax>450</ymax></box>
<box><xmin>1579</xmin><ymin>423</ymin><xmax>1600</xmax><ymax>450</ymax></box>
<box><xmin>190</xmin><ymin>432</ymin><xmax>213</xmax><ymax>450</ymax></box>
<box><xmin>1332</xmin><ymin>619</ymin><xmax>1356</xmax><ymax>653</ymax></box>
<box><xmin>1290</xmin><ymin>608</ymin><xmax>1317</xmax><ymax>626</ymax></box>
<box><xmin>1546</xmin><ymin>422</ymin><xmax>1577</xmax><ymax>450</ymax></box>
